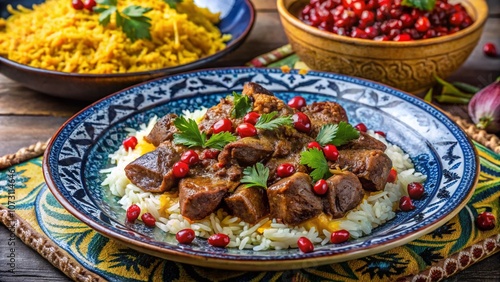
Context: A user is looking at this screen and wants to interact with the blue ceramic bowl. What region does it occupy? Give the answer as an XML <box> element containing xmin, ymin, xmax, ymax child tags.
<box><xmin>0</xmin><ymin>0</ymin><xmax>255</xmax><ymax>100</ymax></box>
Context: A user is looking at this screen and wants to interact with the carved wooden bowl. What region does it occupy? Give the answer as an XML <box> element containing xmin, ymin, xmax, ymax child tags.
<box><xmin>277</xmin><ymin>0</ymin><xmax>488</xmax><ymax>94</ymax></box>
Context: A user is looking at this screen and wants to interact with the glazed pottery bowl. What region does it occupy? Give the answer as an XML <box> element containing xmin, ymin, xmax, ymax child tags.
<box><xmin>0</xmin><ymin>0</ymin><xmax>255</xmax><ymax>101</ymax></box>
<box><xmin>277</xmin><ymin>0</ymin><xmax>488</xmax><ymax>94</ymax></box>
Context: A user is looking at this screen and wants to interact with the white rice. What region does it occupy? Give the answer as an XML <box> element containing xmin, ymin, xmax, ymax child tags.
<box><xmin>101</xmin><ymin>112</ymin><xmax>427</xmax><ymax>250</ymax></box>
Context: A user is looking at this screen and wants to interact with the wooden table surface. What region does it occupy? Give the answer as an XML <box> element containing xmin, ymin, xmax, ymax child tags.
<box><xmin>1</xmin><ymin>0</ymin><xmax>499</xmax><ymax>281</ymax></box>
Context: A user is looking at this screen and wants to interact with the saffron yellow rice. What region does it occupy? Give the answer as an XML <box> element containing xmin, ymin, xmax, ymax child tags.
<box><xmin>0</xmin><ymin>0</ymin><xmax>231</xmax><ymax>74</ymax></box>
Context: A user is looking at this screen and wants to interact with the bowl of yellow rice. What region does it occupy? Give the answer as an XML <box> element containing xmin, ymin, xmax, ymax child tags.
<box><xmin>0</xmin><ymin>0</ymin><xmax>255</xmax><ymax>100</ymax></box>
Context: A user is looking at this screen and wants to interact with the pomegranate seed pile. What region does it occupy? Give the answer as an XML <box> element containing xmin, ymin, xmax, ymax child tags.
<box><xmin>299</xmin><ymin>0</ymin><xmax>474</xmax><ymax>41</ymax></box>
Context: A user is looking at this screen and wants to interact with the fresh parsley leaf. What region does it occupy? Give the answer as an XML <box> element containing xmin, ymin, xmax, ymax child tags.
<box><xmin>231</xmin><ymin>92</ymin><xmax>252</xmax><ymax>118</ymax></box>
<box><xmin>164</xmin><ymin>0</ymin><xmax>183</xmax><ymax>9</ymax></box>
<box><xmin>255</xmin><ymin>111</ymin><xmax>293</xmax><ymax>131</ymax></box>
<box><xmin>316</xmin><ymin>122</ymin><xmax>359</xmax><ymax>147</ymax></box>
<box><xmin>173</xmin><ymin>117</ymin><xmax>206</xmax><ymax>148</ymax></box>
<box><xmin>241</xmin><ymin>163</ymin><xmax>269</xmax><ymax>189</ymax></box>
<box><xmin>300</xmin><ymin>148</ymin><xmax>332</xmax><ymax>182</ymax></box>
<box><xmin>401</xmin><ymin>0</ymin><xmax>436</xmax><ymax>11</ymax></box>
<box><xmin>204</xmin><ymin>132</ymin><xmax>237</xmax><ymax>150</ymax></box>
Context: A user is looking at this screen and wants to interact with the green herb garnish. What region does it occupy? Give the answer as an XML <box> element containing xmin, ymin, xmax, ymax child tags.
<box><xmin>241</xmin><ymin>163</ymin><xmax>270</xmax><ymax>189</ymax></box>
<box><xmin>164</xmin><ymin>0</ymin><xmax>182</xmax><ymax>8</ymax></box>
<box><xmin>231</xmin><ymin>92</ymin><xmax>252</xmax><ymax>118</ymax></box>
<box><xmin>95</xmin><ymin>0</ymin><xmax>152</xmax><ymax>42</ymax></box>
<box><xmin>401</xmin><ymin>0</ymin><xmax>436</xmax><ymax>11</ymax></box>
<box><xmin>254</xmin><ymin>112</ymin><xmax>293</xmax><ymax>131</ymax></box>
<box><xmin>173</xmin><ymin>116</ymin><xmax>236</xmax><ymax>150</ymax></box>
<box><xmin>315</xmin><ymin>121</ymin><xmax>359</xmax><ymax>146</ymax></box>
<box><xmin>300</xmin><ymin>148</ymin><xmax>332</xmax><ymax>182</ymax></box>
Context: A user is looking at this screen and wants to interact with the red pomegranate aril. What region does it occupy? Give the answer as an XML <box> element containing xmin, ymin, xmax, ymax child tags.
<box><xmin>476</xmin><ymin>211</ymin><xmax>496</xmax><ymax>231</ymax></box>
<box><xmin>360</xmin><ymin>10</ymin><xmax>375</xmax><ymax>26</ymax></box>
<box><xmin>180</xmin><ymin>150</ymin><xmax>199</xmax><ymax>166</ymax></box>
<box><xmin>330</xmin><ymin>229</ymin><xmax>350</xmax><ymax>243</ymax></box>
<box><xmin>243</xmin><ymin>112</ymin><xmax>261</xmax><ymax>125</ymax></box>
<box><xmin>461</xmin><ymin>16</ymin><xmax>472</xmax><ymax>29</ymax></box>
<box><xmin>323</xmin><ymin>144</ymin><xmax>339</xmax><ymax>161</ymax></box>
<box><xmin>277</xmin><ymin>163</ymin><xmax>296</xmax><ymax>178</ymax></box>
<box><xmin>355</xmin><ymin>123</ymin><xmax>367</xmax><ymax>132</ymax></box>
<box><xmin>307</xmin><ymin>141</ymin><xmax>322</xmax><ymax>150</ymax></box>
<box><xmin>297</xmin><ymin>237</ymin><xmax>314</xmax><ymax>253</ymax></box>
<box><xmin>374</xmin><ymin>130</ymin><xmax>386</xmax><ymax>137</ymax></box>
<box><xmin>208</xmin><ymin>233</ymin><xmax>230</xmax><ymax>247</ymax></box>
<box><xmin>483</xmin><ymin>43</ymin><xmax>498</xmax><ymax>57</ymax></box>
<box><xmin>126</xmin><ymin>204</ymin><xmax>141</xmax><ymax>222</ymax></box>
<box><xmin>407</xmin><ymin>182</ymin><xmax>425</xmax><ymax>200</ymax></box>
<box><xmin>236</xmin><ymin>123</ymin><xmax>257</xmax><ymax>138</ymax></box>
<box><xmin>387</xmin><ymin>168</ymin><xmax>397</xmax><ymax>183</ymax></box>
<box><xmin>351</xmin><ymin>1</ymin><xmax>365</xmax><ymax>17</ymax></box>
<box><xmin>415</xmin><ymin>16</ymin><xmax>430</xmax><ymax>32</ymax></box>
<box><xmin>364</xmin><ymin>26</ymin><xmax>378</xmax><ymax>39</ymax></box>
<box><xmin>212</xmin><ymin>118</ymin><xmax>233</xmax><ymax>134</ymax></box>
<box><xmin>377</xmin><ymin>0</ymin><xmax>391</xmax><ymax>7</ymax></box>
<box><xmin>388</xmin><ymin>28</ymin><xmax>401</xmax><ymax>39</ymax></box>
<box><xmin>123</xmin><ymin>136</ymin><xmax>138</xmax><ymax>151</ymax></box>
<box><xmin>202</xmin><ymin>149</ymin><xmax>220</xmax><ymax>159</ymax></box>
<box><xmin>141</xmin><ymin>212</ymin><xmax>156</xmax><ymax>227</ymax></box>
<box><xmin>83</xmin><ymin>0</ymin><xmax>96</xmax><ymax>11</ymax></box>
<box><xmin>399</xmin><ymin>196</ymin><xmax>415</xmax><ymax>211</ymax></box>
<box><xmin>72</xmin><ymin>0</ymin><xmax>84</xmax><ymax>10</ymax></box>
<box><xmin>394</xmin><ymin>33</ymin><xmax>412</xmax><ymax>41</ymax></box>
<box><xmin>374</xmin><ymin>35</ymin><xmax>389</xmax><ymax>41</ymax></box>
<box><xmin>288</xmin><ymin>96</ymin><xmax>307</xmax><ymax>110</ymax></box>
<box><xmin>400</xmin><ymin>13</ymin><xmax>413</xmax><ymax>28</ymax></box>
<box><xmin>313</xmin><ymin>179</ymin><xmax>329</xmax><ymax>195</ymax></box>
<box><xmin>173</xmin><ymin>161</ymin><xmax>190</xmax><ymax>178</ymax></box>
<box><xmin>176</xmin><ymin>229</ymin><xmax>196</xmax><ymax>244</ymax></box>
<box><xmin>351</xmin><ymin>27</ymin><xmax>368</xmax><ymax>39</ymax></box>
<box><xmin>292</xmin><ymin>112</ymin><xmax>312</xmax><ymax>133</ymax></box>
<box><xmin>449</xmin><ymin>12</ymin><xmax>464</xmax><ymax>26</ymax></box>
<box><xmin>389</xmin><ymin>7</ymin><xmax>403</xmax><ymax>19</ymax></box>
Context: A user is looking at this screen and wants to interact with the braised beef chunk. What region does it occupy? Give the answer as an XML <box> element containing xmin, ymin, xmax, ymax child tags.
<box><xmin>144</xmin><ymin>113</ymin><xmax>178</xmax><ymax>146</ymax></box>
<box><xmin>125</xmin><ymin>143</ymin><xmax>182</xmax><ymax>193</ymax></box>
<box><xmin>198</xmin><ymin>97</ymin><xmax>235</xmax><ymax>134</ymax></box>
<box><xmin>179</xmin><ymin>177</ymin><xmax>238</xmax><ymax>220</ymax></box>
<box><xmin>242</xmin><ymin>82</ymin><xmax>274</xmax><ymax>96</ymax></box>
<box><xmin>218</xmin><ymin>137</ymin><xmax>274</xmax><ymax>166</ymax></box>
<box><xmin>340</xmin><ymin>132</ymin><xmax>387</xmax><ymax>151</ymax></box>
<box><xmin>335</xmin><ymin>149</ymin><xmax>392</xmax><ymax>191</ymax></box>
<box><xmin>323</xmin><ymin>171</ymin><xmax>364</xmax><ymax>218</ymax></box>
<box><xmin>225</xmin><ymin>185</ymin><xmax>270</xmax><ymax>224</ymax></box>
<box><xmin>302</xmin><ymin>101</ymin><xmax>349</xmax><ymax>137</ymax></box>
<box><xmin>267</xmin><ymin>172</ymin><xmax>323</xmax><ymax>225</ymax></box>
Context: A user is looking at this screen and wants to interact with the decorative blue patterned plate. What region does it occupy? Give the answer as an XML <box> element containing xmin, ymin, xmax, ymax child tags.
<box><xmin>43</xmin><ymin>68</ymin><xmax>479</xmax><ymax>271</ymax></box>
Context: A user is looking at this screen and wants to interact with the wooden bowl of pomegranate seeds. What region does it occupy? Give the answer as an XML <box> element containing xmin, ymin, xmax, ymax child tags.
<box><xmin>277</xmin><ymin>0</ymin><xmax>488</xmax><ymax>94</ymax></box>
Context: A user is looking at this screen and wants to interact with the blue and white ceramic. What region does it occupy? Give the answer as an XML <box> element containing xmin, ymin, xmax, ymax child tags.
<box><xmin>43</xmin><ymin>68</ymin><xmax>478</xmax><ymax>271</ymax></box>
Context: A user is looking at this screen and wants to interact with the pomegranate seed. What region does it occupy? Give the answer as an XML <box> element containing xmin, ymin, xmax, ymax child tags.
<box><xmin>83</xmin><ymin>0</ymin><xmax>96</xmax><ymax>11</ymax></box>
<box><xmin>360</xmin><ymin>10</ymin><xmax>375</xmax><ymax>26</ymax></box>
<box><xmin>323</xmin><ymin>144</ymin><xmax>339</xmax><ymax>161</ymax></box>
<box><xmin>351</xmin><ymin>1</ymin><xmax>365</xmax><ymax>18</ymax></box>
<box><xmin>449</xmin><ymin>12</ymin><xmax>464</xmax><ymax>26</ymax></box>
<box><xmin>307</xmin><ymin>141</ymin><xmax>322</xmax><ymax>150</ymax></box>
<box><xmin>72</xmin><ymin>0</ymin><xmax>84</xmax><ymax>10</ymax></box>
<box><xmin>180</xmin><ymin>150</ymin><xmax>199</xmax><ymax>166</ymax></box>
<box><xmin>399</xmin><ymin>196</ymin><xmax>415</xmax><ymax>211</ymax></box>
<box><xmin>212</xmin><ymin>118</ymin><xmax>233</xmax><ymax>134</ymax></box>
<box><xmin>400</xmin><ymin>13</ymin><xmax>413</xmax><ymax>28</ymax></box>
<box><xmin>297</xmin><ymin>237</ymin><xmax>314</xmax><ymax>253</ymax></box>
<box><xmin>123</xmin><ymin>136</ymin><xmax>138</xmax><ymax>151</ymax></box>
<box><xmin>313</xmin><ymin>179</ymin><xmax>329</xmax><ymax>195</ymax></box>
<box><xmin>288</xmin><ymin>96</ymin><xmax>307</xmax><ymax>110</ymax></box>
<box><xmin>387</xmin><ymin>168</ymin><xmax>397</xmax><ymax>183</ymax></box>
<box><xmin>176</xmin><ymin>229</ymin><xmax>196</xmax><ymax>244</ymax></box>
<box><xmin>172</xmin><ymin>161</ymin><xmax>189</xmax><ymax>178</ymax></box>
<box><xmin>415</xmin><ymin>16</ymin><xmax>430</xmax><ymax>32</ymax></box>
<box><xmin>330</xmin><ymin>229</ymin><xmax>350</xmax><ymax>243</ymax></box>
<box><xmin>277</xmin><ymin>163</ymin><xmax>296</xmax><ymax>178</ymax></box>
<box><xmin>208</xmin><ymin>233</ymin><xmax>230</xmax><ymax>247</ymax></box>
<box><xmin>292</xmin><ymin>112</ymin><xmax>312</xmax><ymax>133</ymax></box>
<box><xmin>365</xmin><ymin>26</ymin><xmax>379</xmax><ymax>39</ymax></box>
<box><xmin>483</xmin><ymin>43</ymin><xmax>498</xmax><ymax>57</ymax></box>
<box><xmin>475</xmin><ymin>211</ymin><xmax>496</xmax><ymax>231</ymax></box>
<box><xmin>355</xmin><ymin>123</ymin><xmax>367</xmax><ymax>132</ymax></box>
<box><xmin>393</xmin><ymin>33</ymin><xmax>412</xmax><ymax>41</ymax></box>
<box><xmin>236</xmin><ymin>123</ymin><xmax>258</xmax><ymax>138</ymax></box>
<box><xmin>243</xmin><ymin>112</ymin><xmax>261</xmax><ymax>125</ymax></box>
<box><xmin>141</xmin><ymin>212</ymin><xmax>156</xmax><ymax>227</ymax></box>
<box><xmin>374</xmin><ymin>130</ymin><xmax>386</xmax><ymax>138</ymax></box>
<box><xmin>351</xmin><ymin>27</ymin><xmax>368</xmax><ymax>39</ymax></box>
<box><xmin>126</xmin><ymin>204</ymin><xmax>141</xmax><ymax>222</ymax></box>
<box><xmin>407</xmin><ymin>182</ymin><xmax>425</xmax><ymax>200</ymax></box>
<box><xmin>202</xmin><ymin>149</ymin><xmax>220</xmax><ymax>159</ymax></box>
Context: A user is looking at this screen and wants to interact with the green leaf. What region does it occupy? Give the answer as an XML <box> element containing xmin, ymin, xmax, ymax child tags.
<box><xmin>316</xmin><ymin>124</ymin><xmax>338</xmax><ymax>146</ymax></box>
<box><xmin>401</xmin><ymin>0</ymin><xmax>436</xmax><ymax>11</ymax></box>
<box><xmin>241</xmin><ymin>163</ymin><xmax>269</xmax><ymax>189</ymax></box>
<box><xmin>122</xmin><ymin>5</ymin><xmax>153</xmax><ymax>17</ymax></box>
<box><xmin>164</xmin><ymin>0</ymin><xmax>183</xmax><ymax>8</ymax></box>
<box><xmin>204</xmin><ymin>132</ymin><xmax>237</xmax><ymax>150</ymax></box>
<box><xmin>300</xmin><ymin>148</ymin><xmax>331</xmax><ymax>182</ymax></box>
<box><xmin>96</xmin><ymin>6</ymin><xmax>115</xmax><ymax>26</ymax></box>
<box><xmin>231</xmin><ymin>92</ymin><xmax>252</xmax><ymax>118</ymax></box>
<box><xmin>172</xmin><ymin>117</ymin><xmax>206</xmax><ymax>148</ymax></box>
<box><xmin>424</xmin><ymin>87</ymin><xmax>433</xmax><ymax>102</ymax></box>
<box><xmin>316</xmin><ymin>121</ymin><xmax>359</xmax><ymax>147</ymax></box>
<box><xmin>255</xmin><ymin>112</ymin><xmax>293</xmax><ymax>131</ymax></box>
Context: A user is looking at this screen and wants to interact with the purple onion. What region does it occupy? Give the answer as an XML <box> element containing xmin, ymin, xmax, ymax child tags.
<box><xmin>468</xmin><ymin>80</ymin><xmax>500</xmax><ymax>133</ymax></box>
